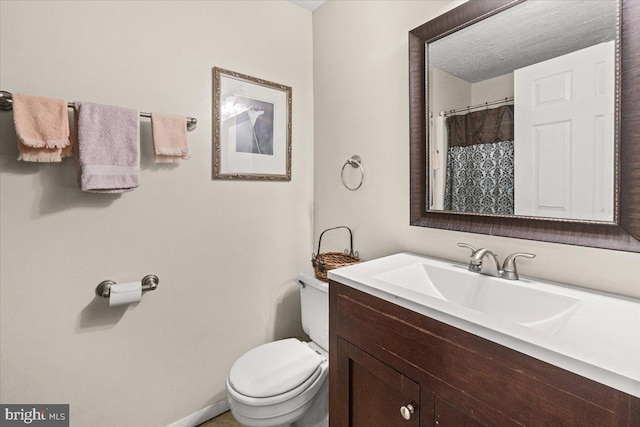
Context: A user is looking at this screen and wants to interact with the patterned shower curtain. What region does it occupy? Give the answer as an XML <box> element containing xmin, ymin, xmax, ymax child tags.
<box><xmin>444</xmin><ymin>105</ymin><xmax>514</xmax><ymax>215</ymax></box>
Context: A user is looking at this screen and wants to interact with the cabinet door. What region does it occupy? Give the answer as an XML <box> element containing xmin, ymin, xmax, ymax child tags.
<box><xmin>337</xmin><ymin>339</ymin><xmax>420</xmax><ymax>427</ymax></box>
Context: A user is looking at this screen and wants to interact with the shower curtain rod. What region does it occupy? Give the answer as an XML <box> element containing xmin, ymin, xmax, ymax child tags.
<box><xmin>435</xmin><ymin>96</ymin><xmax>514</xmax><ymax>118</ymax></box>
<box><xmin>0</xmin><ymin>90</ymin><xmax>197</xmax><ymax>131</ymax></box>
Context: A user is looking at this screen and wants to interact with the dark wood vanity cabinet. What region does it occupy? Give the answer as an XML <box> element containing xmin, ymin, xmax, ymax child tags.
<box><xmin>329</xmin><ymin>281</ymin><xmax>640</xmax><ymax>427</ymax></box>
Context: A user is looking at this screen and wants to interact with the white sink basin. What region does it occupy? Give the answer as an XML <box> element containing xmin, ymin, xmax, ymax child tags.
<box><xmin>373</xmin><ymin>262</ymin><xmax>581</xmax><ymax>334</ymax></box>
<box><xmin>327</xmin><ymin>252</ymin><xmax>640</xmax><ymax>399</ymax></box>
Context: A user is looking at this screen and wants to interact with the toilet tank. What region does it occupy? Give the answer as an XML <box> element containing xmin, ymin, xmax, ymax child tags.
<box><xmin>298</xmin><ymin>273</ymin><xmax>329</xmax><ymax>351</ymax></box>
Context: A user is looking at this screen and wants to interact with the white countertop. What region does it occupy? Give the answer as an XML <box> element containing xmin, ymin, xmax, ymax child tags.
<box><xmin>328</xmin><ymin>252</ymin><xmax>640</xmax><ymax>398</ymax></box>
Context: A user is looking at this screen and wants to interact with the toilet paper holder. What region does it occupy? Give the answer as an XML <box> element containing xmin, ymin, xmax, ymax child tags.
<box><xmin>95</xmin><ymin>274</ymin><xmax>159</xmax><ymax>298</ymax></box>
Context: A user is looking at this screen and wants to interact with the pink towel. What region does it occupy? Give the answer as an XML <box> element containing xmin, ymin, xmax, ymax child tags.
<box><xmin>75</xmin><ymin>102</ymin><xmax>140</xmax><ymax>193</ymax></box>
<box><xmin>151</xmin><ymin>113</ymin><xmax>189</xmax><ymax>163</ymax></box>
<box><xmin>12</xmin><ymin>93</ymin><xmax>73</xmax><ymax>162</ymax></box>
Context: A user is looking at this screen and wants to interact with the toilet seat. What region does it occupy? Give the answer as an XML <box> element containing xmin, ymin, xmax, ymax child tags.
<box><xmin>226</xmin><ymin>339</ymin><xmax>329</xmax><ymax>424</ymax></box>
<box><xmin>229</xmin><ymin>338</ymin><xmax>324</xmax><ymax>399</ymax></box>
<box><xmin>228</xmin><ymin>363</ymin><xmax>324</xmax><ymax>407</ymax></box>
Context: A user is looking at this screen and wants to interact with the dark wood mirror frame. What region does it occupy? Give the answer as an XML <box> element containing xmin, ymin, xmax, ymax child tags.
<box><xmin>409</xmin><ymin>0</ymin><xmax>640</xmax><ymax>252</ymax></box>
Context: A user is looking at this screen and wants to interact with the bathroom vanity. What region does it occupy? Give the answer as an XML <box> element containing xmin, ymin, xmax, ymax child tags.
<box><xmin>328</xmin><ymin>253</ymin><xmax>640</xmax><ymax>426</ymax></box>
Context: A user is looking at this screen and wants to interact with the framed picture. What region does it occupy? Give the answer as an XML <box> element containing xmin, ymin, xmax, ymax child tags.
<box><xmin>213</xmin><ymin>67</ymin><xmax>292</xmax><ymax>181</ymax></box>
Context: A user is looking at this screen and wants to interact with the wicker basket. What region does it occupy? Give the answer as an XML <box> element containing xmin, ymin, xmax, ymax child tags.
<box><xmin>312</xmin><ymin>226</ymin><xmax>360</xmax><ymax>282</ymax></box>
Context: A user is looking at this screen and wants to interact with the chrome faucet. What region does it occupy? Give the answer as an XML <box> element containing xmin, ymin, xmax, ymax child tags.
<box><xmin>457</xmin><ymin>243</ymin><xmax>535</xmax><ymax>280</ymax></box>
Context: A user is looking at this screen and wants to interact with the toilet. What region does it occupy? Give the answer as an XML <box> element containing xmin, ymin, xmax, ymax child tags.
<box><xmin>226</xmin><ymin>273</ymin><xmax>329</xmax><ymax>427</ymax></box>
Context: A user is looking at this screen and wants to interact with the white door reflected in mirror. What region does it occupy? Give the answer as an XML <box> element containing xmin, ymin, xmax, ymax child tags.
<box><xmin>514</xmin><ymin>42</ymin><xmax>615</xmax><ymax>221</ymax></box>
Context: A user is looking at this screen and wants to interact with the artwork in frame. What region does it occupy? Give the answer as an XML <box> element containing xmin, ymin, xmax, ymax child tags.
<box><xmin>213</xmin><ymin>67</ymin><xmax>292</xmax><ymax>181</ymax></box>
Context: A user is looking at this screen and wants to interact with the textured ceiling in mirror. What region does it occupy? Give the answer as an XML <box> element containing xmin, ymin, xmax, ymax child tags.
<box><xmin>430</xmin><ymin>0</ymin><xmax>617</xmax><ymax>83</ymax></box>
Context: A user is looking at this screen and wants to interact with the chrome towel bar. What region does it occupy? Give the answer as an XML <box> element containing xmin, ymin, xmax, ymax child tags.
<box><xmin>0</xmin><ymin>90</ymin><xmax>197</xmax><ymax>131</ymax></box>
<box><xmin>95</xmin><ymin>274</ymin><xmax>159</xmax><ymax>298</ymax></box>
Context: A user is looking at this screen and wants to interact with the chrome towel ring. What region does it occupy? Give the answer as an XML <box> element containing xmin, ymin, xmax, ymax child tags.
<box><xmin>341</xmin><ymin>155</ymin><xmax>364</xmax><ymax>191</ymax></box>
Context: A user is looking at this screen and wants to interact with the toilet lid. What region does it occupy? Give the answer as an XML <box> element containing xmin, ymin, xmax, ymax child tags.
<box><xmin>229</xmin><ymin>338</ymin><xmax>324</xmax><ymax>398</ymax></box>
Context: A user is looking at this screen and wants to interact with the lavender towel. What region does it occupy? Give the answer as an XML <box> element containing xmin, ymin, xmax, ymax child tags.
<box><xmin>75</xmin><ymin>102</ymin><xmax>140</xmax><ymax>193</ymax></box>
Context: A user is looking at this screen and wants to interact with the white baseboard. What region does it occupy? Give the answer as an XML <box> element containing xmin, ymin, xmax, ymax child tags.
<box><xmin>167</xmin><ymin>398</ymin><xmax>231</xmax><ymax>427</ymax></box>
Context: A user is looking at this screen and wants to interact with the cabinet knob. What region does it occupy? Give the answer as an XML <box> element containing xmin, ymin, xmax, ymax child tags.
<box><xmin>400</xmin><ymin>403</ymin><xmax>415</xmax><ymax>420</ymax></box>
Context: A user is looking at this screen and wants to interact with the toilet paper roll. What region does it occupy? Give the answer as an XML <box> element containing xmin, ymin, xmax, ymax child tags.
<box><xmin>109</xmin><ymin>281</ymin><xmax>142</xmax><ymax>306</ymax></box>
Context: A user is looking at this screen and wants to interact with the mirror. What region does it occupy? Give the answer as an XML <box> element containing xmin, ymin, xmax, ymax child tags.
<box><xmin>428</xmin><ymin>0</ymin><xmax>617</xmax><ymax>222</ymax></box>
<box><xmin>409</xmin><ymin>0</ymin><xmax>640</xmax><ymax>252</ymax></box>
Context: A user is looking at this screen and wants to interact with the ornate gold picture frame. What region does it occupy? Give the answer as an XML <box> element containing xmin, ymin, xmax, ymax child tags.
<box><xmin>213</xmin><ymin>67</ymin><xmax>292</xmax><ymax>181</ymax></box>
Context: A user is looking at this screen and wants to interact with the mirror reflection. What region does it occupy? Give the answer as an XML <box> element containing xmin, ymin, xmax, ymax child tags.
<box><xmin>428</xmin><ymin>0</ymin><xmax>618</xmax><ymax>222</ymax></box>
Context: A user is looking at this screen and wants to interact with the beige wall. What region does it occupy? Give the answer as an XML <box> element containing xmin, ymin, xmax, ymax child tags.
<box><xmin>313</xmin><ymin>0</ymin><xmax>640</xmax><ymax>298</ymax></box>
<box><xmin>430</xmin><ymin>67</ymin><xmax>471</xmax><ymax>115</ymax></box>
<box><xmin>0</xmin><ymin>1</ymin><xmax>312</xmax><ymax>426</ymax></box>
<box><xmin>471</xmin><ymin>73</ymin><xmax>514</xmax><ymax>105</ymax></box>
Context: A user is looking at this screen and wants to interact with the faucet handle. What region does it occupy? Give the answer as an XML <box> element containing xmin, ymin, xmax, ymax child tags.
<box><xmin>502</xmin><ymin>252</ymin><xmax>536</xmax><ymax>280</ymax></box>
<box><xmin>457</xmin><ymin>243</ymin><xmax>478</xmax><ymax>255</ymax></box>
